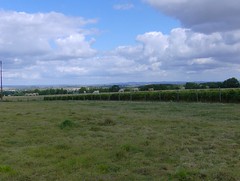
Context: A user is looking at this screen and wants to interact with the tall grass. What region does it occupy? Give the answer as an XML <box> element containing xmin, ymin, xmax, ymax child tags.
<box><xmin>0</xmin><ymin>101</ymin><xmax>240</xmax><ymax>180</ymax></box>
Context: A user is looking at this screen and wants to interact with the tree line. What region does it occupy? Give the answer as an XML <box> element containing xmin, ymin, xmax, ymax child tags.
<box><xmin>185</xmin><ymin>77</ymin><xmax>240</xmax><ymax>89</ymax></box>
<box><xmin>3</xmin><ymin>77</ymin><xmax>239</xmax><ymax>96</ymax></box>
<box><xmin>139</xmin><ymin>77</ymin><xmax>239</xmax><ymax>91</ymax></box>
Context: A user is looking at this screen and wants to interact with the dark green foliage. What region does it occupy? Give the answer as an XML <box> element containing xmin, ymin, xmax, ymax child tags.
<box><xmin>59</xmin><ymin>120</ymin><xmax>75</xmax><ymax>129</ymax></box>
<box><xmin>0</xmin><ymin>165</ymin><xmax>15</xmax><ymax>173</ymax></box>
<box><xmin>109</xmin><ymin>85</ymin><xmax>120</xmax><ymax>92</ymax></box>
<box><xmin>132</xmin><ymin>92</ymin><xmax>146</xmax><ymax>101</ymax></box>
<box><xmin>147</xmin><ymin>92</ymin><xmax>161</xmax><ymax>101</ymax></box>
<box><xmin>200</xmin><ymin>82</ymin><xmax>223</xmax><ymax>88</ymax></box>
<box><xmin>44</xmin><ymin>89</ymin><xmax>240</xmax><ymax>103</ymax></box>
<box><xmin>119</xmin><ymin>92</ymin><xmax>131</xmax><ymax>101</ymax></box>
<box><xmin>185</xmin><ymin>82</ymin><xmax>201</xmax><ymax>89</ymax></box>
<box><xmin>223</xmin><ymin>77</ymin><xmax>240</xmax><ymax>88</ymax></box>
<box><xmin>139</xmin><ymin>84</ymin><xmax>180</xmax><ymax>91</ymax></box>
<box><xmin>172</xmin><ymin>169</ymin><xmax>193</xmax><ymax>181</ymax></box>
<box><xmin>109</xmin><ymin>93</ymin><xmax>119</xmax><ymax>101</ymax></box>
<box><xmin>100</xmin><ymin>94</ymin><xmax>110</xmax><ymax>100</ymax></box>
<box><xmin>78</xmin><ymin>87</ymin><xmax>87</xmax><ymax>93</ymax></box>
<box><xmin>185</xmin><ymin>77</ymin><xmax>239</xmax><ymax>89</ymax></box>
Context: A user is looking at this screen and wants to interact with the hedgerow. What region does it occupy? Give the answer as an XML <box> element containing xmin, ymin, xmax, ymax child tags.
<box><xmin>44</xmin><ymin>89</ymin><xmax>240</xmax><ymax>103</ymax></box>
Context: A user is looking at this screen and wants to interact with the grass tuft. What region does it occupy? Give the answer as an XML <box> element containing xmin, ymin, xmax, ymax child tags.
<box><xmin>0</xmin><ymin>165</ymin><xmax>14</xmax><ymax>173</ymax></box>
<box><xmin>98</xmin><ymin>118</ymin><xmax>115</xmax><ymax>126</ymax></box>
<box><xmin>59</xmin><ymin>119</ymin><xmax>76</xmax><ymax>129</ymax></box>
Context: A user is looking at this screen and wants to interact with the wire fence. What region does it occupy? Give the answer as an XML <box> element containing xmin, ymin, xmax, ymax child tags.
<box><xmin>43</xmin><ymin>88</ymin><xmax>240</xmax><ymax>103</ymax></box>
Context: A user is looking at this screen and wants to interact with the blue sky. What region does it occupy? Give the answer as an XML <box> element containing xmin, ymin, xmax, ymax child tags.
<box><xmin>0</xmin><ymin>0</ymin><xmax>240</xmax><ymax>85</ymax></box>
<box><xmin>0</xmin><ymin>0</ymin><xmax>179</xmax><ymax>50</ymax></box>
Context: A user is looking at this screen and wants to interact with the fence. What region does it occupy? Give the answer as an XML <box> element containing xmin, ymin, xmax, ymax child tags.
<box><xmin>44</xmin><ymin>88</ymin><xmax>240</xmax><ymax>103</ymax></box>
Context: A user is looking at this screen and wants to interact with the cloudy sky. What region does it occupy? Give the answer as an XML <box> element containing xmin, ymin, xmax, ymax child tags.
<box><xmin>0</xmin><ymin>0</ymin><xmax>239</xmax><ymax>85</ymax></box>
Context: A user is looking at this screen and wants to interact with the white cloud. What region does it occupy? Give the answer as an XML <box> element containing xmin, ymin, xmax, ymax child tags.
<box><xmin>137</xmin><ymin>32</ymin><xmax>169</xmax><ymax>57</ymax></box>
<box><xmin>189</xmin><ymin>58</ymin><xmax>216</xmax><ymax>65</ymax></box>
<box><xmin>0</xmin><ymin>11</ymin><xmax>97</xmax><ymax>58</ymax></box>
<box><xmin>112</xmin><ymin>28</ymin><xmax>240</xmax><ymax>80</ymax></box>
<box><xmin>113</xmin><ymin>3</ymin><xmax>134</xmax><ymax>10</ymax></box>
<box><xmin>5</xmin><ymin>24</ymin><xmax>240</xmax><ymax>84</ymax></box>
<box><xmin>2</xmin><ymin>6</ymin><xmax>240</xmax><ymax>85</ymax></box>
<box><xmin>0</xmin><ymin>10</ymin><xmax>100</xmax><ymax>84</ymax></box>
<box><xmin>55</xmin><ymin>34</ymin><xmax>96</xmax><ymax>58</ymax></box>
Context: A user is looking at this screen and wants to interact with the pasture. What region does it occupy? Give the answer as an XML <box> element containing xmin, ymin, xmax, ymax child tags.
<box><xmin>0</xmin><ymin>101</ymin><xmax>240</xmax><ymax>180</ymax></box>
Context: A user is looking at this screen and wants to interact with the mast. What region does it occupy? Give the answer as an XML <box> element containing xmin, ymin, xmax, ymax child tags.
<box><xmin>0</xmin><ymin>61</ymin><xmax>2</xmax><ymax>101</ymax></box>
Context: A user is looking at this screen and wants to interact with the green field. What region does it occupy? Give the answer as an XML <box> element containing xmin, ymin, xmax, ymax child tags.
<box><xmin>0</xmin><ymin>101</ymin><xmax>240</xmax><ymax>180</ymax></box>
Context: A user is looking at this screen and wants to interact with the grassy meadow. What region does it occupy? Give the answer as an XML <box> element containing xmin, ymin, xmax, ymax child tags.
<box><xmin>0</xmin><ymin>101</ymin><xmax>240</xmax><ymax>180</ymax></box>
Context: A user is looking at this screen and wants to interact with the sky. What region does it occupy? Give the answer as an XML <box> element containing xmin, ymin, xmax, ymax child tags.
<box><xmin>0</xmin><ymin>0</ymin><xmax>240</xmax><ymax>85</ymax></box>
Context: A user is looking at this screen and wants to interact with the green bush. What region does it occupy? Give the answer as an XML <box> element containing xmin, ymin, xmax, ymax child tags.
<box><xmin>119</xmin><ymin>93</ymin><xmax>131</xmax><ymax>101</ymax></box>
<box><xmin>132</xmin><ymin>92</ymin><xmax>146</xmax><ymax>101</ymax></box>
<box><xmin>59</xmin><ymin>120</ymin><xmax>76</xmax><ymax>129</ymax></box>
<box><xmin>101</xmin><ymin>94</ymin><xmax>111</xmax><ymax>101</ymax></box>
<box><xmin>109</xmin><ymin>93</ymin><xmax>119</xmax><ymax>101</ymax></box>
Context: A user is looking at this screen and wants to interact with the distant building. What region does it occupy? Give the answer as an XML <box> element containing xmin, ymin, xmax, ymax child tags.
<box><xmin>93</xmin><ymin>90</ymin><xmax>99</xmax><ymax>94</ymax></box>
<box><xmin>118</xmin><ymin>89</ymin><xmax>124</xmax><ymax>93</ymax></box>
<box><xmin>132</xmin><ymin>88</ymin><xmax>139</xmax><ymax>92</ymax></box>
<box><xmin>25</xmin><ymin>93</ymin><xmax>39</xmax><ymax>96</ymax></box>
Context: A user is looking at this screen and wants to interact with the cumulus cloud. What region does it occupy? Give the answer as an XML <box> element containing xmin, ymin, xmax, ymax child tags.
<box><xmin>0</xmin><ymin>11</ymin><xmax>97</xmax><ymax>58</ymax></box>
<box><xmin>2</xmin><ymin>5</ymin><xmax>240</xmax><ymax>85</ymax></box>
<box><xmin>144</xmin><ymin>0</ymin><xmax>240</xmax><ymax>33</ymax></box>
<box><xmin>5</xmin><ymin>26</ymin><xmax>240</xmax><ymax>84</ymax></box>
<box><xmin>0</xmin><ymin>10</ymin><xmax>100</xmax><ymax>84</ymax></box>
<box><xmin>55</xmin><ymin>34</ymin><xmax>96</xmax><ymax>58</ymax></box>
<box><xmin>111</xmin><ymin>28</ymin><xmax>240</xmax><ymax>81</ymax></box>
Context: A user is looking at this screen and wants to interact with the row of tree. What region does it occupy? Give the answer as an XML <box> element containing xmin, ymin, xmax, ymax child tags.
<box><xmin>4</xmin><ymin>86</ymin><xmax>124</xmax><ymax>96</ymax></box>
<box><xmin>4</xmin><ymin>88</ymin><xmax>69</xmax><ymax>96</ymax></box>
<box><xmin>139</xmin><ymin>77</ymin><xmax>240</xmax><ymax>91</ymax></box>
<box><xmin>4</xmin><ymin>77</ymin><xmax>239</xmax><ymax>96</ymax></box>
<box><xmin>185</xmin><ymin>77</ymin><xmax>240</xmax><ymax>89</ymax></box>
<box><xmin>139</xmin><ymin>84</ymin><xmax>181</xmax><ymax>91</ymax></box>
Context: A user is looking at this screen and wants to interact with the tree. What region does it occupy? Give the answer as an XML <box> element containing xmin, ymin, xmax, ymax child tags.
<box><xmin>223</xmin><ymin>77</ymin><xmax>240</xmax><ymax>88</ymax></box>
<box><xmin>185</xmin><ymin>82</ymin><xmax>200</xmax><ymax>89</ymax></box>
<box><xmin>109</xmin><ymin>85</ymin><xmax>120</xmax><ymax>92</ymax></box>
<box><xmin>79</xmin><ymin>87</ymin><xmax>87</xmax><ymax>93</ymax></box>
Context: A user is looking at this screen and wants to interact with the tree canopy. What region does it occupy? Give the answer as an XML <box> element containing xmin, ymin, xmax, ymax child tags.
<box><xmin>223</xmin><ymin>77</ymin><xmax>240</xmax><ymax>88</ymax></box>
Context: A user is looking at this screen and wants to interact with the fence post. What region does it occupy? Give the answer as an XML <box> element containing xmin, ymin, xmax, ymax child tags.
<box><xmin>219</xmin><ymin>88</ymin><xmax>222</xmax><ymax>102</ymax></box>
<box><xmin>196</xmin><ymin>90</ymin><xmax>199</xmax><ymax>102</ymax></box>
<box><xmin>177</xmin><ymin>90</ymin><xmax>179</xmax><ymax>102</ymax></box>
<box><xmin>159</xmin><ymin>91</ymin><xmax>161</xmax><ymax>101</ymax></box>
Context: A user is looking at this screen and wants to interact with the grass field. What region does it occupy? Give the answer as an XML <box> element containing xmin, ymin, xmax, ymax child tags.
<box><xmin>0</xmin><ymin>101</ymin><xmax>240</xmax><ymax>180</ymax></box>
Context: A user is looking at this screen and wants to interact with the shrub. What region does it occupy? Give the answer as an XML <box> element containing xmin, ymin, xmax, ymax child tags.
<box><xmin>0</xmin><ymin>165</ymin><xmax>14</xmax><ymax>173</ymax></box>
<box><xmin>132</xmin><ymin>92</ymin><xmax>146</xmax><ymax>101</ymax></box>
<box><xmin>59</xmin><ymin>120</ymin><xmax>75</xmax><ymax>129</ymax></box>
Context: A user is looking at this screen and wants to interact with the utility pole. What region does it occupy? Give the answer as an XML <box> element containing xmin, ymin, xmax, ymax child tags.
<box><xmin>0</xmin><ymin>61</ymin><xmax>2</xmax><ymax>101</ymax></box>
